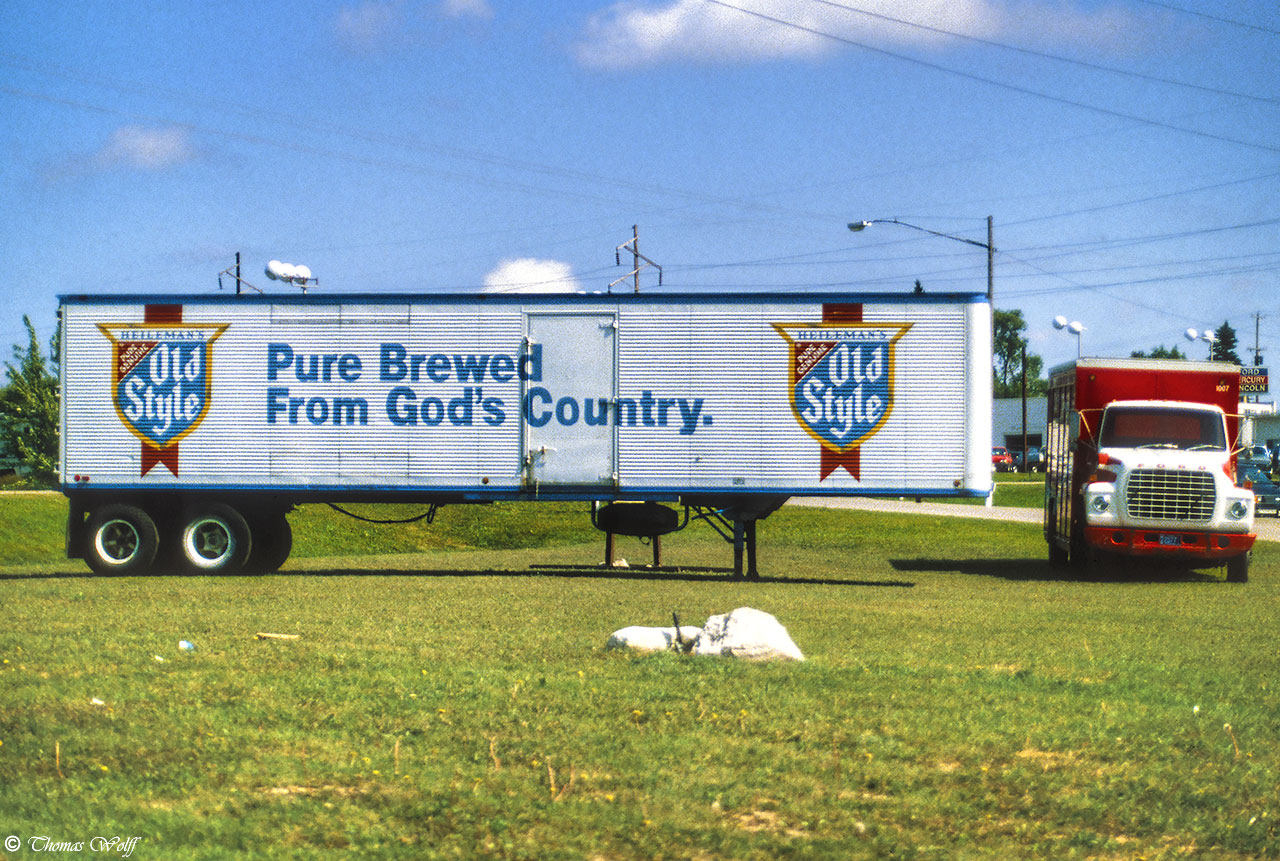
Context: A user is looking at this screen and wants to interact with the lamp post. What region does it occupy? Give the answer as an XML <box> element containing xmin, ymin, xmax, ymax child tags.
<box><xmin>265</xmin><ymin>260</ymin><xmax>319</xmax><ymax>294</ymax></box>
<box><xmin>848</xmin><ymin>216</ymin><xmax>994</xmax><ymax>302</ymax></box>
<box><xmin>1053</xmin><ymin>315</ymin><xmax>1085</xmax><ymax>358</ymax></box>
<box><xmin>1185</xmin><ymin>328</ymin><xmax>1217</xmax><ymax>360</ymax></box>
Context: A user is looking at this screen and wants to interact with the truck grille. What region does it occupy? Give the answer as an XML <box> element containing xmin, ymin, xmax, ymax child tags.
<box><xmin>1125</xmin><ymin>469</ymin><xmax>1215</xmax><ymax>521</ymax></box>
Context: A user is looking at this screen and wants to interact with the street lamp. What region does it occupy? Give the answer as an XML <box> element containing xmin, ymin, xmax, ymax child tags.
<box><xmin>848</xmin><ymin>216</ymin><xmax>994</xmax><ymax>302</ymax></box>
<box><xmin>1185</xmin><ymin>328</ymin><xmax>1217</xmax><ymax>360</ymax></box>
<box><xmin>1053</xmin><ymin>315</ymin><xmax>1085</xmax><ymax>357</ymax></box>
<box><xmin>265</xmin><ymin>260</ymin><xmax>319</xmax><ymax>294</ymax></box>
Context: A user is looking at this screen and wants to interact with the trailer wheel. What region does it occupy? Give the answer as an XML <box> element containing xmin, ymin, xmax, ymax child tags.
<box><xmin>85</xmin><ymin>504</ymin><xmax>159</xmax><ymax>576</ymax></box>
<box><xmin>245</xmin><ymin>513</ymin><xmax>292</xmax><ymax>574</ymax></box>
<box><xmin>179</xmin><ymin>503</ymin><xmax>252</xmax><ymax>575</ymax></box>
<box><xmin>1226</xmin><ymin>552</ymin><xmax>1249</xmax><ymax>584</ymax></box>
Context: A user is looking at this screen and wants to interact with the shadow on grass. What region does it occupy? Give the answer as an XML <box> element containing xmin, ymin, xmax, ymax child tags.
<box><xmin>287</xmin><ymin>564</ymin><xmax>914</xmax><ymax>588</ymax></box>
<box><xmin>891</xmin><ymin>557</ymin><xmax>1223</xmax><ymax>584</ymax></box>
<box><xmin>0</xmin><ymin>564</ymin><xmax>913</xmax><ymax>588</ymax></box>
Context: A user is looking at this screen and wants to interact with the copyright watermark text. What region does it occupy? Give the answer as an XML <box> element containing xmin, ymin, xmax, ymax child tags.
<box><xmin>4</xmin><ymin>835</ymin><xmax>142</xmax><ymax>857</ymax></box>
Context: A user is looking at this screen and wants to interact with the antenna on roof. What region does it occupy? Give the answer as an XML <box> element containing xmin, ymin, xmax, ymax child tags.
<box><xmin>217</xmin><ymin>252</ymin><xmax>262</xmax><ymax>294</ymax></box>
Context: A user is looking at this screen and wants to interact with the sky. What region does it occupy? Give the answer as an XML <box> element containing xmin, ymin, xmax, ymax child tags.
<box><xmin>2</xmin><ymin>0</ymin><xmax>1277</xmax><ymax>380</ymax></box>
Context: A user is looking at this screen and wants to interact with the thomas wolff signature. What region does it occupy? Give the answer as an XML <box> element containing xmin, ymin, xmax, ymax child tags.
<box><xmin>5</xmin><ymin>835</ymin><xmax>142</xmax><ymax>857</ymax></box>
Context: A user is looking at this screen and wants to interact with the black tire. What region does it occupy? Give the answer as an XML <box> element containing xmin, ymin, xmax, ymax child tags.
<box><xmin>1068</xmin><ymin>529</ymin><xmax>1090</xmax><ymax>573</ymax></box>
<box><xmin>84</xmin><ymin>504</ymin><xmax>160</xmax><ymax>576</ymax></box>
<box><xmin>178</xmin><ymin>503</ymin><xmax>252</xmax><ymax>575</ymax></box>
<box><xmin>1048</xmin><ymin>541</ymin><xmax>1069</xmax><ymax>567</ymax></box>
<box><xmin>244</xmin><ymin>513</ymin><xmax>293</xmax><ymax>574</ymax></box>
<box><xmin>1226</xmin><ymin>552</ymin><xmax>1249</xmax><ymax>584</ymax></box>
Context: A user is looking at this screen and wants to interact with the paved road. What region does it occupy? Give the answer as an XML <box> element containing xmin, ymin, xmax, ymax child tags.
<box><xmin>788</xmin><ymin>496</ymin><xmax>1280</xmax><ymax>543</ymax></box>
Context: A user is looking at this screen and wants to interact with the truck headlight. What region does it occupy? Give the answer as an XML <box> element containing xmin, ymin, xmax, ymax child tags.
<box><xmin>1229</xmin><ymin>500</ymin><xmax>1249</xmax><ymax>519</ymax></box>
<box><xmin>1090</xmin><ymin>494</ymin><xmax>1111</xmax><ymax>514</ymax></box>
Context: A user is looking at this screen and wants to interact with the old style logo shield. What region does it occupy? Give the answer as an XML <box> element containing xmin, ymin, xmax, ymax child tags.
<box><xmin>98</xmin><ymin>320</ymin><xmax>227</xmax><ymax>475</ymax></box>
<box><xmin>773</xmin><ymin>320</ymin><xmax>911</xmax><ymax>478</ymax></box>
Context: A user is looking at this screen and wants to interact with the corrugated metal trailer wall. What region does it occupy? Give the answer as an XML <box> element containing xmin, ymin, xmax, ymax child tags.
<box><xmin>61</xmin><ymin>291</ymin><xmax>991</xmax><ymax>500</ymax></box>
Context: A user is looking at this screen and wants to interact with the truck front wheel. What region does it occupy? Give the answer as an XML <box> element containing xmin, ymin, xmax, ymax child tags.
<box><xmin>179</xmin><ymin>503</ymin><xmax>252</xmax><ymax>575</ymax></box>
<box><xmin>85</xmin><ymin>504</ymin><xmax>159</xmax><ymax>576</ymax></box>
<box><xmin>244</xmin><ymin>513</ymin><xmax>292</xmax><ymax>574</ymax></box>
<box><xmin>1226</xmin><ymin>552</ymin><xmax>1249</xmax><ymax>584</ymax></box>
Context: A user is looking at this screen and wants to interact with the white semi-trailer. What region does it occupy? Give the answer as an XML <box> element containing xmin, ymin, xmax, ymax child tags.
<box><xmin>59</xmin><ymin>291</ymin><xmax>992</xmax><ymax>577</ymax></box>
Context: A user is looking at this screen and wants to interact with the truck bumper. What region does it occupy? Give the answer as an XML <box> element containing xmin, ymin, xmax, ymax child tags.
<box><xmin>1084</xmin><ymin>526</ymin><xmax>1255</xmax><ymax>560</ymax></box>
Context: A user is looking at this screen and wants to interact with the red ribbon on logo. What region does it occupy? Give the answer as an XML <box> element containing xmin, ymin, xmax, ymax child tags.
<box><xmin>140</xmin><ymin>304</ymin><xmax>182</xmax><ymax>477</ymax></box>
<box><xmin>817</xmin><ymin>303</ymin><xmax>861</xmax><ymax>480</ymax></box>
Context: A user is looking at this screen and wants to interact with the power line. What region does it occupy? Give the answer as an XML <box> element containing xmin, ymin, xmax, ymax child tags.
<box><xmin>704</xmin><ymin>0</ymin><xmax>1280</xmax><ymax>154</ymax></box>
<box><xmin>1134</xmin><ymin>0</ymin><xmax>1280</xmax><ymax>37</ymax></box>
<box><xmin>808</xmin><ymin>0</ymin><xmax>1280</xmax><ymax>105</ymax></box>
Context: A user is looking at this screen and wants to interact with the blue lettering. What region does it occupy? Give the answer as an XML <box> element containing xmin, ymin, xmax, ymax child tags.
<box><xmin>380</xmin><ymin>344</ymin><xmax>407</xmax><ymax>382</ymax></box>
<box><xmin>386</xmin><ymin>387</ymin><xmax>417</xmax><ymax>425</ymax></box>
<box><xmin>490</xmin><ymin>354</ymin><xmax>515</xmax><ymax>382</ymax></box>
<box><xmin>524</xmin><ymin>387</ymin><xmax>553</xmax><ymax>427</ymax></box>
<box><xmin>338</xmin><ymin>354</ymin><xmax>362</xmax><ymax>382</ymax></box>
<box><xmin>267</xmin><ymin>387</ymin><xmax>290</xmax><ymax>423</ymax></box>
<box><xmin>305</xmin><ymin>397</ymin><xmax>328</xmax><ymax>424</ymax></box>
<box><xmin>678</xmin><ymin>399</ymin><xmax>704</xmax><ymax>435</ymax></box>
<box><xmin>422</xmin><ymin>397</ymin><xmax>445</xmax><ymax>426</ymax></box>
<box><xmin>448</xmin><ymin>388</ymin><xmax>475</xmax><ymax>425</ymax></box>
<box><xmin>640</xmin><ymin>391</ymin><xmax>656</xmax><ymax>426</ymax></box>
<box><xmin>555</xmin><ymin>397</ymin><xmax>580</xmax><ymax>426</ymax></box>
<box><xmin>584</xmin><ymin>398</ymin><xmax>609</xmax><ymax>427</ymax></box>
<box><xmin>520</xmin><ymin>344</ymin><xmax>543</xmax><ymax>382</ymax></box>
<box><xmin>454</xmin><ymin>354</ymin><xmax>490</xmax><ymax>382</ymax></box>
<box><xmin>426</xmin><ymin>354</ymin><xmax>451</xmax><ymax>383</ymax></box>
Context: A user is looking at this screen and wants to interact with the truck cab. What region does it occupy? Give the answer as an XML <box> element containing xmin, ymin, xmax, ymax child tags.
<box><xmin>1080</xmin><ymin>400</ymin><xmax>1254</xmax><ymax>571</ymax></box>
<box><xmin>1045</xmin><ymin>358</ymin><xmax>1254</xmax><ymax>582</ymax></box>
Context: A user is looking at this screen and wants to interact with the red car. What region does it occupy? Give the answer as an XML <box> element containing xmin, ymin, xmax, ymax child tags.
<box><xmin>991</xmin><ymin>446</ymin><xmax>1013</xmax><ymax>472</ymax></box>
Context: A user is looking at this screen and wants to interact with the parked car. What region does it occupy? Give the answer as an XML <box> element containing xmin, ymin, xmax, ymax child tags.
<box><xmin>1243</xmin><ymin>465</ymin><xmax>1280</xmax><ymax>516</ymax></box>
<box><xmin>1024</xmin><ymin>446</ymin><xmax>1046</xmax><ymax>472</ymax></box>
<box><xmin>991</xmin><ymin>446</ymin><xmax>1013</xmax><ymax>472</ymax></box>
<box><xmin>1238</xmin><ymin>444</ymin><xmax>1272</xmax><ymax>473</ymax></box>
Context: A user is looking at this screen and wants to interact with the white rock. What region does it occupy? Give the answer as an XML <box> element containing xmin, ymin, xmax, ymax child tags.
<box><xmin>691</xmin><ymin>607</ymin><xmax>804</xmax><ymax>662</ymax></box>
<box><xmin>606</xmin><ymin>625</ymin><xmax>703</xmax><ymax>653</ymax></box>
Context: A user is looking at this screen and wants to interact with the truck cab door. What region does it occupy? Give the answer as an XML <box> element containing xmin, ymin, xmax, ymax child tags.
<box><xmin>522</xmin><ymin>312</ymin><xmax>617</xmax><ymax>488</ymax></box>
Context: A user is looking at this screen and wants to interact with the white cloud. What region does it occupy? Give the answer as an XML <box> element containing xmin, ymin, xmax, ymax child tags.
<box><xmin>573</xmin><ymin>0</ymin><xmax>1141</xmax><ymax>69</ymax></box>
<box><xmin>95</xmin><ymin>126</ymin><xmax>196</xmax><ymax>170</ymax></box>
<box><xmin>440</xmin><ymin>0</ymin><xmax>493</xmax><ymax>20</ymax></box>
<box><xmin>335</xmin><ymin>1</ymin><xmax>402</xmax><ymax>52</ymax></box>
<box><xmin>483</xmin><ymin>258</ymin><xmax>581</xmax><ymax>293</ymax></box>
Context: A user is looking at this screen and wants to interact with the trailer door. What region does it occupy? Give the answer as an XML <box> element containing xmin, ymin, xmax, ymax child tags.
<box><xmin>523</xmin><ymin>312</ymin><xmax>617</xmax><ymax>487</ymax></box>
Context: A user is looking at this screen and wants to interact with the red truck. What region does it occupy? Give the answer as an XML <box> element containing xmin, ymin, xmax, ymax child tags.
<box><xmin>1044</xmin><ymin>358</ymin><xmax>1254</xmax><ymax>582</ymax></box>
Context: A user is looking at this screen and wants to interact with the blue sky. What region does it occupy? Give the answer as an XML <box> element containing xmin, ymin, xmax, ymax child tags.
<box><xmin>2</xmin><ymin>0</ymin><xmax>1277</xmax><ymax>376</ymax></box>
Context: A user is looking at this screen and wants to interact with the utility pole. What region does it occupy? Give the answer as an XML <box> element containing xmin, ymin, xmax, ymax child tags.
<box><xmin>611</xmin><ymin>225</ymin><xmax>663</xmax><ymax>294</ymax></box>
<box><xmin>632</xmin><ymin>225</ymin><xmax>640</xmax><ymax>294</ymax></box>
<box><xmin>1253</xmin><ymin>312</ymin><xmax>1266</xmax><ymax>365</ymax></box>
<box><xmin>1020</xmin><ymin>342</ymin><xmax>1028</xmax><ymax>473</ymax></box>
<box><xmin>987</xmin><ymin>215</ymin><xmax>994</xmax><ymax>304</ymax></box>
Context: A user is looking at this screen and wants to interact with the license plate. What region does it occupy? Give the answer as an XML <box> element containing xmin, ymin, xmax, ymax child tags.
<box><xmin>1159</xmin><ymin>534</ymin><xmax>1182</xmax><ymax>546</ymax></box>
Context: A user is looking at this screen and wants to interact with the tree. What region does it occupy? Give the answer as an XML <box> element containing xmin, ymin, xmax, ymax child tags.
<box><xmin>0</xmin><ymin>316</ymin><xmax>60</xmax><ymax>485</ymax></box>
<box><xmin>1211</xmin><ymin>320</ymin><xmax>1242</xmax><ymax>365</ymax></box>
<box><xmin>1131</xmin><ymin>345</ymin><xmax>1186</xmax><ymax>360</ymax></box>
<box><xmin>993</xmin><ymin>309</ymin><xmax>1046</xmax><ymax>398</ymax></box>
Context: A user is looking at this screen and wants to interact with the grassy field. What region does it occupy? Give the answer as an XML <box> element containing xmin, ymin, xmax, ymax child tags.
<box><xmin>2</xmin><ymin>493</ymin><xmax>1278</xmax><ymax>858</ymax></box>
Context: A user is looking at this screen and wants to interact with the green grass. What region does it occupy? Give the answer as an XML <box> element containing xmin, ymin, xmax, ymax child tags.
<box><xmin>944</xmin><ymin>472</ymin><xmax>1044</xmax><ymax>508</ymax></box>
<box><xmin>2</xmin><ymin>496</ymin><xmax>1278</xmax><ymax>858</ymax></box>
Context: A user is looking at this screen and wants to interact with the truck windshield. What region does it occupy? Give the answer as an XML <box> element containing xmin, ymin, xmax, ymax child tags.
<box><xmin>1098</xmin><ymin>406</ymin><xmax>1226</xmax><ymax>451</ymax></box>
